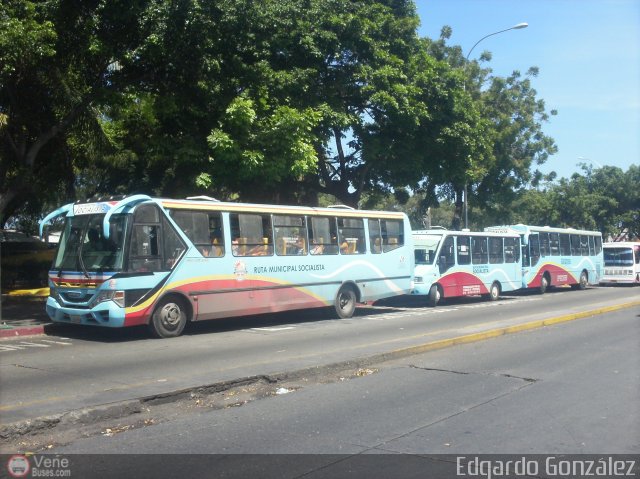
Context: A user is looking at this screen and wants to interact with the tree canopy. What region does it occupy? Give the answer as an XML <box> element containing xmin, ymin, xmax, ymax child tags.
<box><xmin>1</xmin><ymin>0</ymin><xmax>635</xmax><ymax>239</ymax></box>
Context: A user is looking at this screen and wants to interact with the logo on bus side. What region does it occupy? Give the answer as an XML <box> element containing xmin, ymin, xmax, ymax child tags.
<box><xmin>234</xmin><ymin>261</ymin><xmax>247</xmax><ymax>281</ymax></box>
<box><xmin>473</xmin><ymin>265</ymin><xmax>489</xmax><ymax>274</ymax></box>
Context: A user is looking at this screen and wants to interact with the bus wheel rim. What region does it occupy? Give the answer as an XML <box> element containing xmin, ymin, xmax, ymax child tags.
<box><xmin>160</xmin><ymin>303</ymin><xmax>182</xmax><ymax>329</ymax></box>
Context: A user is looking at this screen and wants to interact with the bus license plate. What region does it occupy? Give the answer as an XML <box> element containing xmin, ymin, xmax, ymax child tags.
<box><xmin>70</xmin><ymin>315</ymin><xmax>82</xmax><ymax>324</ymax></box>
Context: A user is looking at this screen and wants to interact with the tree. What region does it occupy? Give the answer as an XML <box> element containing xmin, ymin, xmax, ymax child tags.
<box><xmin>0</xmin><ymin>0</ymin><xmax>152</xmax><ymax>226</ymax></box>
<box><xmin>414</xmin><ymin>27</ymin><xmax>557</xmax><ymax>230</ymax></box>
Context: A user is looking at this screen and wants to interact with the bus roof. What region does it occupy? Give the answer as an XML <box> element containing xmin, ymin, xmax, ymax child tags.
<box><xmin>158</xmin><ymin>198</ymin><xmax>407</xmax><ymax>219</ymax></box>
<box><xmin>58</xmin><ymin>195</ymin><xmax>408</xmax><ymax>220</ymax></box>
<box><xmin>603</xmin><ymin>242</ymin><xmax>640</xmax><ymax>248</ymax></box>
<box><xmin>412</xmin><ymin>229</ymin><xmax>520</xmax><ymax>239</ymax></box>
<box><xmin>485</xmin><ymin>224</ymin><xmax>602</xmax><ymax>236</ymax></box>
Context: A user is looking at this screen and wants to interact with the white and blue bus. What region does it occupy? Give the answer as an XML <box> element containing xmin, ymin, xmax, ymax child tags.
<box><xmin>40</xmin><ymin>195</ymin><xmax>414</xmax><ymax>337</ymax></box>
<box><xmin>411</xmin><ymin>229</ymin><xmax>523</xmax><ymax>306</ymax></box>
<box><xmin>601</xmin><ymin>242</ymin><xmax>640</xmax><ymax>285</ymax></box>
<box><xmin>485</xmin><ymin>224</ymin><xmax>603</xmax><ymax>293</ymax></box>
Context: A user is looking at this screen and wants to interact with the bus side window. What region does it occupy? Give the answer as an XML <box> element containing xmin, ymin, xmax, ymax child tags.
<box><xmin>230</xmin><ymin>213</ymin><xmax>273</xmax><ymax>257</ymax></box>
<box><xmin>368</xmin><ymin>219</ymin><xmax>382</xmax><ymax>254</ymax></box>
<box><xmin>570</xmin><ymin>234</ymin><xmax>580</xmax><ymax>256</ymax></box>
<box><xmin>208</xmin><ymin>213</ymin><xmax>225</xmax><ymax>257</ymax></box>
<box><xmin>549</xmin><ymin>233</ymin><xmax>560</xmax><ymax>256</ymax></box>
<box><xmin>439</xmin><ymin>236</ymin><xmax>455</xmax><ymax>274</ymax></box>
<box><xmin>381</xmin><ymin>219</ymin><xmax>403</xmax><ymax>252</ymax></box>
<box><xmin>540</xmin><ymin>233</ymin><xmax>550</xmax><ymax>257</ymax></box>
<box><xmin>595</xmin><ymin>236</ymin><xmax>603</xmax><ymax>255</ymax></box>
<box><xmin>472</xmin><ymin>236</ymin><xmax>488</xmax><ymax>264</ymax></box>
<box><xmin>504</xmin><ymin>237</ymin><xmax>519</xmax><ymax>263</ymax></box>
<box><xmin>489</xmin><ymin>237</ymin><xmax>504</xmax><ymax>264</ymax></box>
<box><xmin>580</xmin><ymin>235</ymin><xmax>589</xmax><ymax>256</ymax></box>
<box><xmin>338</xmin><ymin>217</ymin><xmax>365</xmax><ymax>255</ymax></box>
<box><xmin>588</xmin><ymin>235</ymin><xmax>595</xmax><ymax>256</ymax></box>
<box><xmin>456</xmin><ymin>236</ymin><xmax>471</xmax><ymax>265</ymax></box>
<box><xmin>308</xmin><ymin>217</ymin><xmax>338</xmax><ymax>255</ymax></box>
<box><xmin>529</xmin><ymin>234</ymin><xmax>540</xmax><ymax>266</ymax></box>
<box><xmin>273</xmin><ymin>215</ymin><xmax>307</xmax><ymax>256</ymax></box>
<box><xmin>560</xmin><ymin>234</ymin><xmax>571</xmax><ymax>256</ymax></box>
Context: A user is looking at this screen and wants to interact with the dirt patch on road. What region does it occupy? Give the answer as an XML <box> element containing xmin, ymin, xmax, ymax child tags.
<box><xmin>1</xmin><ymin>365</ymin><xmax>379</xmax><ymax>453</ymax></box>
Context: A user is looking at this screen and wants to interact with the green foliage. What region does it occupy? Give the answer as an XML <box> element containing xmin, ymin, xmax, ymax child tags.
<box><xmin>1</xmin><ymin>0</ymin><xmax>634</xmax><ymax>243</ymax></box>
<box><xmin>206</xmin><ymin>96</ymin><xmax>321</xmax><ymax>199</ymax></box>
<box><xmin>507</xmin><ymin>165</ymin><xmax>639</xmax><ymax>239</ymax></box>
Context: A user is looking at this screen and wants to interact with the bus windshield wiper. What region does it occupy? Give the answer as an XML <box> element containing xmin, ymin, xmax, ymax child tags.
<box><xmin>77</xmin><ymin>228</ymin><xmax>91</xmax><ymax>279</ymax></box>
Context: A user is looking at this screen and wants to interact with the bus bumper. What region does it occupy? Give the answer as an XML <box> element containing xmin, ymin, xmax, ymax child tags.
<box><xmin>46</xmin><ymin>296</ymin><xmax>127</xmax><ymax>328</ymax></box>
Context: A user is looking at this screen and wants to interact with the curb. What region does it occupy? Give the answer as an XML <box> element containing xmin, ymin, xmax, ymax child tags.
<box><xmin>5</xmin><ymin>288</ymin><xmax>50</xmax><ymax>297</ymax></box>
<box><xmin>0</xmin><ymin>324</ymin><xmax>51</xmax><ymax>338</ymax></box>
<box><xmin>1</xmin><ymin>299</ymin><xmax>638</xmax><ymax>442</ymax></box>
<box><xmin>383</xmin><ymin>300</ymin><xmax>640</xmax><ymax>359</ymax></box>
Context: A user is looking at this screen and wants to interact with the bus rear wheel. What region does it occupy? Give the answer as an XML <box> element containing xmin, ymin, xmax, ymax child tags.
<box><xmin>428</xmin><ymin>284</ymin><xmax>440</xmax><ymax>307</ymax></box>
<box><xmin>572</xmin><ymin>271</ymin><xmax>588</xmax><ymax>290</ymax></box>
<box><xmin>488</xmin><ymin>282</ymin><xmax>501</xmax><ymax>301</ymax></box>
<box><xmin>149</xmin><ymin>296</ymin><xmax>188</xmax><ymax>338</ymax></box>
<box><xmin>334</xmin><ymin>286</ymin><xmax>356</xmax><ymax>319</ymax></box>
<box><xmin>539</xmin><ymin>274</ymin><xmax>549</xmax><ymax>294</ymax></box>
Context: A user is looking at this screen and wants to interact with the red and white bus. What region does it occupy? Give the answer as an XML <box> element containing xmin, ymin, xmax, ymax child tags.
<box><xmin>411</xmin><ymin>229</ymin><xmax>523</xmax><ymax>306</ymax></box>
<box><xmin>485</xmin><ymin>224</ymin><xmax>603</xmax><ymax>293</ymax></box>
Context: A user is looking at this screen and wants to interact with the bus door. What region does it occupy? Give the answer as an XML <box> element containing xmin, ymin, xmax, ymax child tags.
<box><xmin>129</xmin><ymin>204</ymin><xmax>186</xmax><ymax>273</ymax></box>
<box><xmin>437</xmin><ymin>236</ymin><xmax>456</xmax><ymax>296</ymax></box>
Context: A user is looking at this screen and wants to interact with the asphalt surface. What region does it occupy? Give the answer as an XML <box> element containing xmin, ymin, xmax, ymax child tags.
<box><xmin>1</xmin><ymin>287</ymin><xmax>638</xmax><ymax>428</ymax></box>
<box><xmin>36</xmin><ymin>307</ymin><xmax>640</xmax><ymax>479</ymax></box>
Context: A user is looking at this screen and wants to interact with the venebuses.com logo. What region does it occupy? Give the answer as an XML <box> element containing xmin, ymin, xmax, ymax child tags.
<box><xmin>6</xmin><ymin>455</ymin><xmax>71</xmax><ymax>478</ymax></box>
<box><xmin>6</xmin><ymin>455</ymin><xmax>30</xmax><ymax>478</ymax></box>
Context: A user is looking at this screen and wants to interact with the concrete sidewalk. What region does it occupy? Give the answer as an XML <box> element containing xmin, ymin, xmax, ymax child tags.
<box><xmin>0</xmin><ymin>289</ymin><xmax>53</xmax><ymax>338</ymax></box>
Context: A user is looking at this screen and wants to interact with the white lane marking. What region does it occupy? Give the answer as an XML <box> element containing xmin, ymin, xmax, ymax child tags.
<box><xmin>0</xmin><ymin>344</ymin><xmax>26</xmax><ymax>351</ymax></box>
<box><xmin>17</xmin><ymin>341</ymin><xmax>50</xmax><ymax>347</ymax></box>
<box><xmin>250</xmin><ymin>327</ymin><xmax>295</xmax><ymax>332</ymax></box>
<box><xmin>0</xmin><ymin>338</ymin><xmax>74</xmax><ymax>352</ymax></box>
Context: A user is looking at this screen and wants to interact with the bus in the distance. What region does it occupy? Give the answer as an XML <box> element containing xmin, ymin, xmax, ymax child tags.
<box><xmin>40</xmin><ymin>195</ymin><xmax>414</xmax><ymax>338</ymax></box>
<box><xmin>411</xmin><ymin>229</ymin><xmax>523</xmax><ymax>306</ymax></box>
<box><xmin>485</xmin><ymin>224</ymin><xmax>603</xmax><ymax>293</ymax></box>
<box><xmin>600</xmin><ymin>242</ymin><xmax>640</xmax><ymax>285</ymax></box>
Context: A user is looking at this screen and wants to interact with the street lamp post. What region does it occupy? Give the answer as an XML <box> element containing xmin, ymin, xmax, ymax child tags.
<box><xmin>462</xmin><ymin>22</ymin><xmax>528</xmax><ymax>229</ymax></box>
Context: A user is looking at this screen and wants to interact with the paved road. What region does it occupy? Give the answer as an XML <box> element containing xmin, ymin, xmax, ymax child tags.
<box><xmin>42</xmin><ymin>306</ymin><xmax>639</xmax><ymax>478</ymax></box>
<box><xmin>0</xmin><ymin>286</ymin><xmax>637</xmax><ymax>427</ymax></box>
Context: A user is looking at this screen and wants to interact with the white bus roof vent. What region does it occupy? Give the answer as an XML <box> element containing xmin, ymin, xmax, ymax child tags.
<box><xmin>186</xmin><ymin>196</ymin><xmax>220</xmax><ymax>202</ymax></box>
<box><xmin>327</xmin><ymin>204</ymin><xmax>355</xmax><ymax>210</ymax></box>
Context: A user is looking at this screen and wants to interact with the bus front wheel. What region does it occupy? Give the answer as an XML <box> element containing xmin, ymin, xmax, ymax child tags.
<box><xmin>428</xmin><ymin>284</ymin><xmax>440</xmax><ymax>307</ymax></box>
<box><xmin>149</xmin><ymin>296</ymin><xmax>188</xmax><ymax>338</ymax></box>
<box><xmin>334</xmin><ymin>286</ymin><xmax>357</xmax><ymax>319</ymax></box>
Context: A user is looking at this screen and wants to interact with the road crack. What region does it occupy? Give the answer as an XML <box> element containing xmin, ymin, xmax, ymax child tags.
<box><xmin>409</xmin><ymin>364</ymin><xmax>539</xmax><ymax>383</ymax></box>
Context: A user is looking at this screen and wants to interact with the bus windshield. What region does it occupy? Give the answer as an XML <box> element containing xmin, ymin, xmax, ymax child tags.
<box><xmin>414</xmin><ymin>234</ymin><xmax>442</xmax><ymax>265</ymax></box>
<box><xmin>53</xmin><ymin>214</ymin><xmax>128</xmax><ymax>272</ymax></box>
<box><xmin>603</xmin><ymin>247</ymin><xmax>634</xmax><ymax>267</ymax></box>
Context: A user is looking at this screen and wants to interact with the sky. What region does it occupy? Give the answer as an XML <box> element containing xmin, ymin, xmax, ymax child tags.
<box><xmin>415</xmin><ymin>0</ymin><xmax>640</xmax><ymax>180</ymax></box>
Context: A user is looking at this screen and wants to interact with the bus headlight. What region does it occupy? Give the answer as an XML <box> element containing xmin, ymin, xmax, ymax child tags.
<box><xmin>91</xmin><ymin>290</ymin><xmax>125</xmax><ymax>308</ymax></box>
